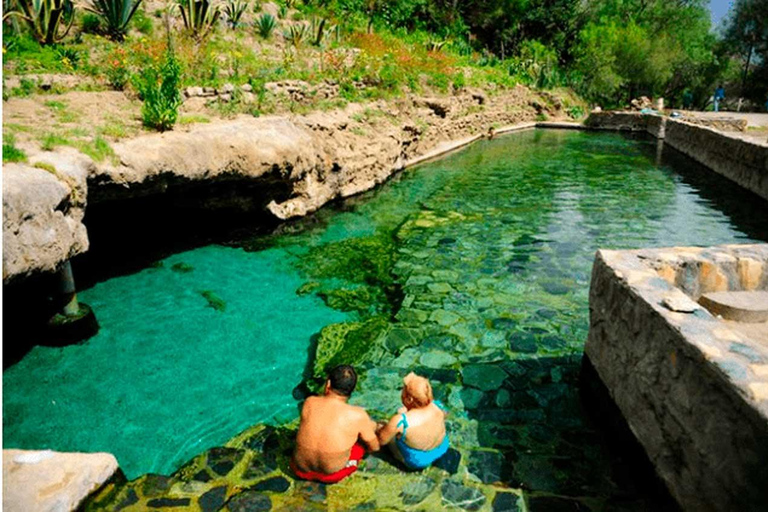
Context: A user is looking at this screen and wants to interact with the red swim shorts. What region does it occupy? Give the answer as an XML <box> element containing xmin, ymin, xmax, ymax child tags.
<box><xmin>292</xmin><ymin>443</ymin><xmax>365</xmax><ymax>484</ymax></box>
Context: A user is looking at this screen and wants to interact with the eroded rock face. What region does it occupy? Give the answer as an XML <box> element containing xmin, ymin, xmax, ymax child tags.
<box><xmin>2</xmin><ymin>449</ymin><xmax>119</xmax><ymax>512</ymax></box>
<box><xmin>2</xmin><ymin>152</ymin><xmax>90</xmax><ymax>283</ymax></box>
<box><xmin>3</xmin><ymin>87</ymin><xmax>553</xmax><ymax>283</ymax></box>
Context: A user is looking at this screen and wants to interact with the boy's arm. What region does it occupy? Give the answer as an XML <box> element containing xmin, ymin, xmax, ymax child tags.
<box><xmin>359</xmin><ymin>412</ymin><xmax>381</xmax><ymax>452</ymax></box>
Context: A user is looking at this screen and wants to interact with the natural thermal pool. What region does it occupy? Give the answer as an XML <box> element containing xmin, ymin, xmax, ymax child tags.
<box><xmin>4</xmin><ymin>130</ymin><xmax>767</xmax><ymax>499</ymax></box>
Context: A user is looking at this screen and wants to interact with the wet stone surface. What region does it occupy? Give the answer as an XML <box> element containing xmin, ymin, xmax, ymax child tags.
<box><xmin>198</xmin><ymin>485</ymin><xmax>227</xmax><ymax>512</ymax></box>
<box><xmin>400</xmin><ymin>476</ymin><xmax>436</xmax><ymax>505</ymax></box>
<box><xmin>225</xmin><ymin>490</ymin><xmax>272</xmax><ymax>512</ymax></box>
<box><xmin>441</xmin><ymin>479</ymin><xmax>487</xmax><ymax>510</ymax></box>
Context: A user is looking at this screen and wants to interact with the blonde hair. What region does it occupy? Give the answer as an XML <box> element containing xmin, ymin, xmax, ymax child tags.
<box><xmin>402</xmin><ymin>372</ymin><xmax>433</xmax><ymax>408</ymax></box>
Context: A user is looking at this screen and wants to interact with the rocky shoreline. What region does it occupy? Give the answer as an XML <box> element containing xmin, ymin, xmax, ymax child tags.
<box><xmin>3</xmin><ymin>86</ymin><xmax>569</xmax><ymax>284</ymax></box>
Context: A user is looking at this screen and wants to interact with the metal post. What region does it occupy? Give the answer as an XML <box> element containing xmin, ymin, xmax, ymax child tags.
<box><xmin>58</xmin><ymin>261</ymin><xmax>80</xmax><ymax>316</ymax></box>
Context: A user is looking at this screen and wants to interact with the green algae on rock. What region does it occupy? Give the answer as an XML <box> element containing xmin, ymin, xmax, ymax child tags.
<box><xmin>200</xmin><ymin>290</ymin><xmax>227</xmax><ymax>312</ymax></box>
<box><xmin>312</xmin><ymin>316</ymin><xmax>390</xmax><ymax>383</ymax></box>
<box><xmin>171</xmin><ymin>262</ymin><xmax>195</xmax><ymax>273</ymax></box>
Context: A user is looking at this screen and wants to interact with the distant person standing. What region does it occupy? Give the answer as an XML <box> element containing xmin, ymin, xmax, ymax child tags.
<box><xmin>713</xmin><ymin>85</ymin><xmax>725</xmax><ymax>112</ymax></box>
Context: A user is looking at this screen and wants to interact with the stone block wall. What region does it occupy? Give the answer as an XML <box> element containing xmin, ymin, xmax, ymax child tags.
<box><xmin>664</xmin><ymin>119</ymin><xmax>768</xmax><ymax>202</ymax></box>
<box><xmin>585</xmin><ymin>244</ymin><xmax>768</xmax><ymax>512</ymax></box>
<box><xmin>583</xmin><ymin>111</ymin><xmax>650</xmax><ymax>132</ymax></box>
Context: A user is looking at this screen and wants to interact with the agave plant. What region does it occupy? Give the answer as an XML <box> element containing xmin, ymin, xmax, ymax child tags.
<box><xmin>85</xmin><ymin>0</ymin><xmax>143</xmax><ymax>40</ymax></box>
<box><xmin>176</xmin><ymin>0</ymin><xmax>220</xmax><ymax>39</ymax></box>
<box><xmin>310</xmin><ymin>16</ymin><xmax>335</xmax><ymax>47</ymax></box>
<box><xmin>5</xmin><ymin>0</ymin><xmax>75</xmax><ymax>45</ymax></box>
<box><xmin>223</xmin><ymin>0</ymin><xmax>247</xmax><ymax>28</ymax></box>
<box><xmin>283</xmin><ymin>22</ymin><xmax>307</xmax><ymax>48</ymax></box>
<box><xmin>255</xmin><ymin>12</ymin><xmax>275</xmax><ymax>39</ymax></box>
<box><xmin>425</xmin><ymin>39</ymin><xmax>446</xmax><ymax>52</ymax></box>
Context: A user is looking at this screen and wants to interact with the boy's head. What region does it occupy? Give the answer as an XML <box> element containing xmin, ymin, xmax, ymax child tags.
<box><xmin>327</xmin><ymin>365</ymin><xmax>357</xmax><ymax>397</ymax></box>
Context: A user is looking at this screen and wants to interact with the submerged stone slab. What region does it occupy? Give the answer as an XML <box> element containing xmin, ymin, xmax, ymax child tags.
<box><xmin>3</xmin><ymin>449</ymin><xmax>119</xmax><ymax>512</ymax></box>
<box><xmin>699</xmin><ymin>290</ymin><xmax>768</xmax><ymax>323</ymax></box>
<box><xmin>585</xmin><ymin>243</ymin><xmax>768</xmax><ymax>512</ymax></box>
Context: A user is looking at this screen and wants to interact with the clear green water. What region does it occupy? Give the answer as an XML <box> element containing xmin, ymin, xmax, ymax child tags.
<box><xmin>4</xmin><ymin>130</ymin><xmax>766</xmax><ymax>486</ymax></box>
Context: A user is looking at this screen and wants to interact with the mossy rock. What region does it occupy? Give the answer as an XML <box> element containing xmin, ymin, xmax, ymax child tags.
<box><xmin>312</xmin><ymin>316</ymin><xmax>390</xmax><ymax>381</ymax></box>
<box><xmin>317</xmin><ymin>286</ymin><xmax>389</xmax><ymax>316</ymax></box>
<box><xmin>171</xmin><ymin>262</ymin><xmax>195</xmax><ymax>273</ymax></box>
<box><xmin>200</xmin><ymin>290</ymin><xmax>227</xmax><ymax>312</ymax></box>
<box><xmin>295</xmin><ymin>232</ymin><xmax>397</xmax><ymax>291</ymax></box>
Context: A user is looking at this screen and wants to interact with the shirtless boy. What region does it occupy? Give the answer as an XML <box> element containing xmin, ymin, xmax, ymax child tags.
<box><xmin>292</xmin><ymin>365</ymin><xmax>380</xmax><ymax>483</ymax></box>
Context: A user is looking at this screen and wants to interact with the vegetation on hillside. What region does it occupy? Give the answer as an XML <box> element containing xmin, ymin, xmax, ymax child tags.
<box><xmin>2</xmin><ymin>0</ymin><xmax>765</xmax><ymax>137</ymax></box>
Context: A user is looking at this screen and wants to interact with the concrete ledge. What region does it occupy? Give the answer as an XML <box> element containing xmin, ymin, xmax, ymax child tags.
<box><xmin>3</xmin><ymin>449</ymin><xmax>120</xmax><ymax>512</ymax></box>
<box><xmin>585</xmin><ymin>244</ymin><xmax>768</xmax><ymax>512</ymax></box>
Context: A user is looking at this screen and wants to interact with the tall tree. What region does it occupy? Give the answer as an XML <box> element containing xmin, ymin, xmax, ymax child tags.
<box><xmin>724</xmin><ymin>0</ymin><xmax>768</xmax><ymax>103</ymax></box>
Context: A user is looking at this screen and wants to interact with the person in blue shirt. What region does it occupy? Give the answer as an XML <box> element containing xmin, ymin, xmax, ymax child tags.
<box><xmin>377</xmin><ymin>372</ymin><xmax>449</xmax><ymax>470</ymax></box>
<box><xmin>714</xmin><ymin>85</ymin><xmax>725</xmax><ymax>112</ymax></box>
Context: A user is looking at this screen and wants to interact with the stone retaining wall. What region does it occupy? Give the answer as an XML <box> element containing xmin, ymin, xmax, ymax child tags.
<box><xmin>585</xmin><ymin>111</ymin><xmax>768</xmax><ymax>202</ymax></box>
<box><xmin>585</xmin><ymin>244</ymin><xmax>768</xmax><ymax>512</ymax></box>
<box><xmin>664</xmin><ymin>119</ymin><xmax>768</xmax><ymax>201</ymax></box>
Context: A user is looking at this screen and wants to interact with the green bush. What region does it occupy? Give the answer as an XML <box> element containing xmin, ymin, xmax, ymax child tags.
<box><xmin>85</xmin><ymin>0</ymin><xmax>143</xmax><ymax>40</ymax></box>
<box><xmin>255</xmin><ymin>13</ymin><xmax>276</xmax><ymax>39</ymax></box>
<box><xmin>131</xmin><ymin>8</ymin><xmax>153</xmax><ymax>34</ymax></box>
<box><xmin>3</xmin><ymin>134</ymin><xmax>27</xmax><ymax>163</ymax></box>
<box><xmin>135</xmin><ymin>48</ymin><xmax>182</xmax><ymax>131</ymax></box>
<box><xmin>81</xmin><ymin>12</ymin><xmax>102</xmax><ymax>33</ymax></box>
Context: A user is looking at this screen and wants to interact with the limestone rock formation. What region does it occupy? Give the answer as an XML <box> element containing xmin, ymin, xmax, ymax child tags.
<box><xmin>3</xmin><ymin>449</ymin><xmax>119</xmax><ymax>512</ymax></box>
<box><xmin>3</xmin><ymin>87</ymin><xmax>557</xmax><ymax>283</ymax></box>
<box><xmin>3</xmin><ymin>151</ymin><xmax>90</xmax><ymax>283</ymax></box>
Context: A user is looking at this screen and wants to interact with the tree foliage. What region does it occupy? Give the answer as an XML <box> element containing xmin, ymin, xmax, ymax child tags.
<box><xmin>723</xmin><ymin>0</ymin><xmax>768</xmax><ymax>103</ymax></box>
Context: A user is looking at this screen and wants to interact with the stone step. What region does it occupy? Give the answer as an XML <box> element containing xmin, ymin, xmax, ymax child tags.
<box><xmin>699</xmin><ymin>290</ymin><xmax>768</xmax><ymax>323</ymax></box>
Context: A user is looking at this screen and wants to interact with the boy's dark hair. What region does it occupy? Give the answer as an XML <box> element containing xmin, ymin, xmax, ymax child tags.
<box><xmin>328</xmin><ymin>365</ymin><xmax>357</xmax><ymax>396</ymax></box>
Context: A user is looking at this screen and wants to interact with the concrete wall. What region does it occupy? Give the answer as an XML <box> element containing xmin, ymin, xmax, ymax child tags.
<box><xmin>664</xmin><ymin>119</ymin><xmax>768</xmax><ymax>202</ymax></box>
<box><xmin>585</xmin><ymin>112</ymin><xmax>768</xmax><ymax>202</ymax></box>
<box><xmin>585</xmin><ymin>244</ymin><xmax>768</xmax><ymax>512</ymax></box>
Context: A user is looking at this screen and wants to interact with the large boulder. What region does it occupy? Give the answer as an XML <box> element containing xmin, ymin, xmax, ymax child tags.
<box><xmin>3</xmin><ymin>449</ymin><xmax>119</xmax><ymax>512</ymax></box>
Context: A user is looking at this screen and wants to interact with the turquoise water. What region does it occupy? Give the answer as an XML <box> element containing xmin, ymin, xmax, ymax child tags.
<box><xmin>3</xmin><ymin>247</ymin><xmax>348</xmax><ymax>478</ymax></box>
<box><xmin>3</xmin><ymin>130</ymin><xmax>766</xmax><ymax>486</ymax></box>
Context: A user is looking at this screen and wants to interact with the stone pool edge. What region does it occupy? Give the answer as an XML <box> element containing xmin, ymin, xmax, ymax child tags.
<box><xmin>585</xmin><ymin>244</ymin><xmax>768</xmax><ymax>512</ymax></box>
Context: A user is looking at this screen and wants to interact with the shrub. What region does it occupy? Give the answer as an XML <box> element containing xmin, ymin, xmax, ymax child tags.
<box><xmin>223</xmin><ymin>0</ymin><xmax>247</xmax><ymax>28</ymax></box>
<box><xmin>81</xmin><ymin>12</ymin><xmax>102</xmax><ymax>33</ymax></box>
<box><xmin>7</xmin><ymin>0</ymin><xmax>76</xmax><ymax>45</ymax></box>
<box><xmin>85</xmin><ymin>0</ymin><xmax>143</xmax><ymax>40</ymax></box>
<box><xmin>3</xmin><ymin>134</ymin><xmax>27</xmax><ymax>163</ymax></box>
<box><xmin>176</xmin><ymin>0</ymin><xmax>220</xmax><ymax>40</ymax></box>
<box><xmin>54</xmin><ymin>45</ymin><xmax>82</xmax><ymax>69</ymax></box>
<box><xmin>131</xmin><ymin>7</ymin><xmax>153</xmax><ymax>34</ymax></box>
<box><xmin>105</xmin><ymin>47</ymin><xmax>130</xmax><ymax>90</ymax></box>
<box><xmin>255</xmin><ymin>13</ymin><xmax>275</xmax><ymax>39</ymax></box>
<box><xmin>135</xmin><ymin>48</ymin><xmax>182</xmax><ymax>131</ymax></box>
